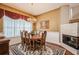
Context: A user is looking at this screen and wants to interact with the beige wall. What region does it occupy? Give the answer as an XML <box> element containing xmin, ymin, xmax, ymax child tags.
<box><xmin>0</xmin><ymin>18</ymin><xmax>3</xmax><ymax>32</ymax></box>
<box><xmin>36</xmin><ymin>8</ymin><xmax>60</xmax><ymax>32</ymax></box>
<box><xmin>60</xmin><ymin>5</ymin><xmax>70</xmax><ymax>24</ymax></box>
<box><xmin>60</xmin><ymin>5</ymin><xmax>79</xmax><ymax>24</ymax></box>
<box><xmin>72</xmin><ymin>6</ymin><xmax>79</xmax><ymax>19</ymax></box>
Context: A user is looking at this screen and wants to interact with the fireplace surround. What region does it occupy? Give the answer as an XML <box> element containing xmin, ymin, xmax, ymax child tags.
<box><xmin>61</xmin><ymin>23</ymin><xmax>79</xmax><ymax>54</ymax></box>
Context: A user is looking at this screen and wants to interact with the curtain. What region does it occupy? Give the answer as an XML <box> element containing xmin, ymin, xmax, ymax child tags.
<box><xmin>0</xmin><ymin>8</ymin><xmax>29</xmax><ymax>20</ymax></box>
<box><xmin>0</xmin><ymin>8</ymin><xmax>32</xmax><ymax>37</ymax></box>
<box><xmin>5</xmin><ymin>10</ymin><xmax>21</xmax><ymax>19</ymax></box>
<box><xmin>3</xmin><ymin>16</ymin><xmax>32</xmax><ymax>37</ymax></box>
<box><xmin>5</xmin><ymin>10</ymin><xmax>28</xmax><ymax>20</ymax></box>
<box><xmin>0</xmin><ymin>9</ymin><xmax>4</xmax><ymax>18</ymax></box>
<box><xmin>20</xmin><ymin>14</ymin><xmax>28</xmax><ymax>21</ymax></box>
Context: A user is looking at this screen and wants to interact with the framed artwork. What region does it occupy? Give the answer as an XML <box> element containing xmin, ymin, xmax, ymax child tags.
<box><xmin>40</xmin><ymin>20</ymin><xmax>49</xmax><ymax>29</ymax></box>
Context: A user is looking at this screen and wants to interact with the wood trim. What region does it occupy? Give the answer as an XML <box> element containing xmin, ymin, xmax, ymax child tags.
<box><xmin>69</xmin><ymin>19</ymin><xmax>79</xmax><ymax>23</ymax></box>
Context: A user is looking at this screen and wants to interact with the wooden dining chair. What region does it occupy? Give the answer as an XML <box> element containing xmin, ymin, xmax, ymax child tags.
<box><xmin>35</xmin><ymin>31</ymin><xmax>47</xmax><ymax>51</ymax></box>
<box><xmin>42</xmin><ymin>31</ymin><xmax>47</xmax><ymax>45</ymax></box>
<box><xmin>39</xmin><ymin>31</ymin><xmax>47</xmax><ymax>50</ymax></box>
<box><xmin>24</xmin><ymin>32</ymin><xmax>31</xmax><ymax>52</ymax></box>
<box><xmin>20</xmin><ymin>31</ymin><xmax>26</xmax><ymax>50</ymax></box>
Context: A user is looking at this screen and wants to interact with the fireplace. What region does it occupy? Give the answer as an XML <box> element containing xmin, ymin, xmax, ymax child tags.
<box><xmin>62</xmin><ymin>34</ymin><xmax>79</xmax><ymax>49</ymax></box>
<box><xmin>61</xmin><ymin>23</ymin><xmax>79</xmax><ymax>54</ymax></box>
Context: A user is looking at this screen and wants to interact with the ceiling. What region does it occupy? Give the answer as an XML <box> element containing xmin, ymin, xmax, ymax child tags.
<box><xmin>3</xmin><ymin>3</ymin><xmax>79</xmax><ymax>16</ymax></box>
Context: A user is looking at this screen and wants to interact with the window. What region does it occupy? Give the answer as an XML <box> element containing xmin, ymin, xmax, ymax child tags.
<box><xmin>3</xmin><ymin>16</ymin><xmax>32</xmax><ymax>37</ymax></box>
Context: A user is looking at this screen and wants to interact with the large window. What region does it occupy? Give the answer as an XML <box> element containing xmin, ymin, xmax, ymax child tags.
<box><xmin>3</xmin><ymin>16</ymin><xmax>32</xmax><ymax>37</ymax></box>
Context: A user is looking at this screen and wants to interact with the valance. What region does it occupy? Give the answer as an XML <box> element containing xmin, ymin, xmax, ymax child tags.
<box><xmin>0</xmin><ymin>9</ymin><xmax>4</xmax><ymax>18</ymax></box>
<box><xmin>0</xmin><ymin>8</ymin><xmax>29</xmax><ymax>20</ymax></box>
<box><xmin>5</xmin><ymin>10</ymin><xmax>21</xmax><ymax>19</ymax></box>
<box><xmin>20</xmin><ymin>14</ymin><xmax>28</xmax><ymax>21</ymax></box>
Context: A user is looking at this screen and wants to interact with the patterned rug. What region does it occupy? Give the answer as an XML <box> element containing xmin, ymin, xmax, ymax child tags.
<box><xmin>9</xmin><ymin>43</ymin><xmax>66</xmax><ymax>55</ymax></box>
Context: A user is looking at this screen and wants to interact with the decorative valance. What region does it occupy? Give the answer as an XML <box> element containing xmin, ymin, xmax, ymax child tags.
<box><xmin>5</xmin><ymin>10</ymin><xmax>20</xmax><ymax>19</ymax></box>
<box><xmin>20</xmin><ymin>15</ymin><xmax>28</xmax><ymax>20</ymax></box>
<box><xmin>0</xmin><ymin>8</ymin><xmax>29</xmax><ymax>20</ymax></box>
<box><xmin>0</xmin><ymin>9</ymin><xmax>4</xmax><ymax>18</ymax></box>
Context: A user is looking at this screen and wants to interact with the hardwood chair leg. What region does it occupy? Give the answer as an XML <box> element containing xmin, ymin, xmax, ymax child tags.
<box><xmin>24</xmin><ymin>44</ymin><xmax>27</xmax><ymax>52</ymax></box>
<box><xmin>44</xmin><ymin>45</ymin><xmax>46</xmax><ymax>51</ymax></box>
<box><xmin>21</xmin><ymin>43</ymin><xmax>24</xmax><ymax>50</ymax></box>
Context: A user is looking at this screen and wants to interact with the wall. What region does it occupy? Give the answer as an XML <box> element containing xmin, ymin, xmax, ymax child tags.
<box><xmin>36</xmin><ymin>8</ymin><xmax>60</xmax><ymax>32</ymax></box>
<box><xmin>60</xmin><ymin>5</ymin><xmax>70</xmax><ymax>24</ymax></box>
<box><xmin>0</xmin><ymin>4</ymin><xmax>35</xmax><ymax>32</ymax></box>
<box><xmin>32</xmin><ymin>23</ymin><xmax>37</xmax><ymax>31</ymax></box>
<box><xmin>0</xmin><ymin>18</ymin><xmax>3</xmax><ymax>32</ymax></box>
<box><xmin>72</xmin><ymin>5</ymin><xmax>79</xmax><ymax>19</ymax></box>
<box><xmin>60</xmin><ymin>5</ymin><xmax>79</xmax><ymax>24</ymax></box>
<box><xmin>46</xmin><ymin>32</ymin><xmax>60</xmax><ymax>45</ymax></box>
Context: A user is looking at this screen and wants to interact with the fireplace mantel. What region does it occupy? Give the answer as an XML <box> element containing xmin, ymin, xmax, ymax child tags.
<box><xmin>61</xmin><ymin>23</ymin><xmax>79</xmax><ymax>36</ymax></box>
<box><xmin>69</xmin><ymin>19</ymin><xmax>79</xmax><ymax>23</ymax></box>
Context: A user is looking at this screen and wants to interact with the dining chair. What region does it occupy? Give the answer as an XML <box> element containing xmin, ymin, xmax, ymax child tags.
<box><xmin>40</xmin><ymin>31</ymin><xmax>47</xmax><ymax>50</ymax></box>
<box><xmin>20</xmin><ymin>31</ymin><xmax>26</xmax><ymax>50</ymax></box>
<box><xmin>35</xmin><ymin>31</ymin><xmax>47</xmax><ymax>51</ymax></box>
<box><xmin>42</xmin><ymin>31</ymin><xmax>47</xmax><ymax>45</ymax></box>
<box><xmin>24</xmin><ymin>32</ymin><xmax>31</xmax><ymax>52</ymax></box>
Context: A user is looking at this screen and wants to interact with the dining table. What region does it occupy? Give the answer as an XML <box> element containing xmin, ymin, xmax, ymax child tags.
<box><xmin>30</xmin><ymin>34</ymin><xmax>42</xmax><ymax>50</ymax></box>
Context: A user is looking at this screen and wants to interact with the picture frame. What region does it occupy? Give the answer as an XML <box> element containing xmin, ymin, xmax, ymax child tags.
<box><xmin>40</xmin><ymin>20</ymin><xmax>49</xmax><ymax>29</ymax></box>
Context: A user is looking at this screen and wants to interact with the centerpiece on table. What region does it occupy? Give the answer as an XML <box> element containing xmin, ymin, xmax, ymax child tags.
<box><xmin>31</xmin><ymin>30</ymin><xmax>36</xmax><ymax>36</ymax></box>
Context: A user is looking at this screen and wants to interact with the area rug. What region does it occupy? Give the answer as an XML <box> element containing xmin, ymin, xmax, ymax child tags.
<box><xmin>9</xmin><ymin>43</ymin><xmax>66</xmax><ymax>55</ymax></box>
